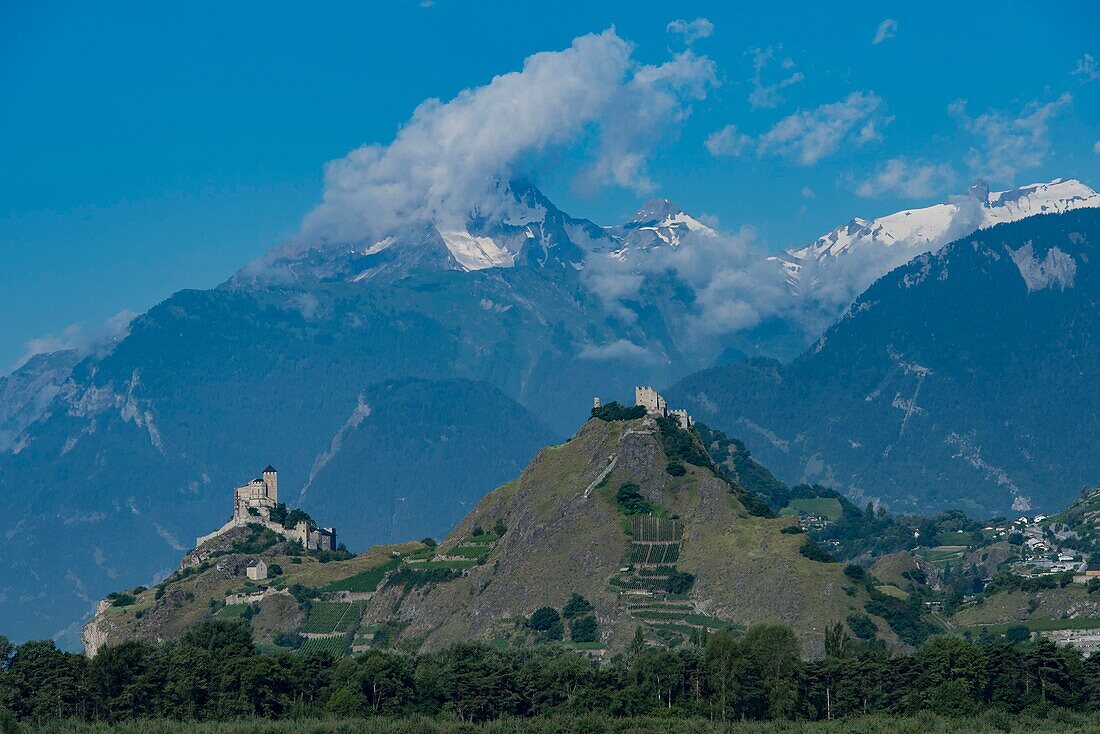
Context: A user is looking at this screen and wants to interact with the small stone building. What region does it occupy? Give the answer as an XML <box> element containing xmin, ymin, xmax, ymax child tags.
<box><xmin>246</xmin><ymin>559</ymin><xmax>268</xmax><ymax>581</ymax></box>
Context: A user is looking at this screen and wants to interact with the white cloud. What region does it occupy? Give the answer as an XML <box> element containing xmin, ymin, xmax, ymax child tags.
<box><xmin>299</xmin><ymin>29</ymin><xmax>717</xmax><ymax>245</ymax></box>
<box><xmin>581</xmin><ymin>221</ymin><xmax>788</xmax><ymax>339</ymax></box>
<box><xmin>1094</xmin><ymin>140</ymin><xmax>1100</xmax><ymax>154</ymax></box>
<box><xmin>666</xmin><ymin>18</ymin><xmax>714</xmax><ymax>45</ymax></box>
<box><xmin>950</xmin><ymin>93</ymin><xmax>1072</xmax><ymax>183</ymax></box>
<box><xmin>800</xmin><ymin>187</ymin><xmax>815</xmax><ymax>199</ymax></box>
<box><xmin>872</xmin><ymin>19</ymin><xmax>898</xmax><ymax>45</ymax></box>
<box><xmin>746</xmin><ymin>47</ymin><xmax>803</xmax><ymax>110</ymax></box>
<box><xmin>757</xmin><ymin>91</ymin><xmax>888</xmax><ymax>165</ymax></box>
<box><xmin>578</xmin><ymin>339</ymin><xmax>658</xmax><ymax>363</ymax></box>
<box><xmin>16</xmin><ymin>310</ymin><xmax>137</xmax><ymax>371</ymax></box>
<box><xmin>1072</xmin><ymin>54</ymin><xmax>1098</xmax><ymax>82</ymax></box>
<box><xmin>705</xmin><ymin>124</ymin><xmax>752</xmax><ymax>157</ymax></box>
<box><xmin>856</xmin><ymin>158</ymin><xmax>957</xmax><ymax>198</ymax></box>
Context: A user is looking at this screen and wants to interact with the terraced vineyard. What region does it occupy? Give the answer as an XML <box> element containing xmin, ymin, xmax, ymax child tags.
<box><xmin>301</xmin><ymin>602</ymin><xmax>363</xmax><ymax>634</ymax></box>
<box><xmin>607</xmin><ymin>515</ymin><xmax>731</xmax><ymax>644</ymax></box>
<box><xmin>298</xmin><ymin>636</ymin><xmax>349</xmax><ymax>657</ymax></box>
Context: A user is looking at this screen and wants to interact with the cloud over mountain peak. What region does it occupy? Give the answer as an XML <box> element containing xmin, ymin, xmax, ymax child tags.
<box><xmin>298</xmin><ymin>29</ymin><xmax>717</xmax><ymax>248</ymax></box>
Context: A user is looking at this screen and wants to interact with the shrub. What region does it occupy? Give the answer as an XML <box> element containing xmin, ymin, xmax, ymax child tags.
<box><xmin>268</xmin><ymin>563</ymin><xmax>283</xmax><ymax>577</ymax></box>
<box><xmin>655</xmin><ymin>416</ymin><xmax>710</xmax><ymax>467</ymax></box>
<box><xmin>846</xmin><ymin>614</ymin><xmax>877</xmax><ymax>639</ymax></box>
<box><xmin>843</xmin><ymin>564</ymin><xmax>866</xmax><ymax>582</ymax></box>
<box><xmin>472</xmin><ymin>525</ymin><xmax>485</xmax><ymax>536</ymax></box>
<box><xmin>283</xmin><ymin>508</ymin><xmax>315</xmax><ymax>530</ymax></box>
<box><xmin>109</xmin><ymin>592</ymin><xmax>136</xmax><ymax>608</ymax></box>
<box><xmin>591</xmin><ymin>402</ymin><xmax>647</xmax><ymax>422</ymax></box>
<box><xmin>799</xmin><ymin>538</ymin><xmax>835</xmax><ymax>563</ymax></box>
<box><xmin>493</xmin><ymin>519</ymin><xmax>507</xmax><ymax>536</ymax></box>
<box><xmin>664</xmin><ymin>570</ymin><xmax>695</xmax><ymax>594</ymax></box>
<box><xmin>274</xmin><ymin>631</ymin><xmax>305</xmax><ymax>649</ymax></box>
<box><xmin>666</xmin><ymin>461</ymin><xmax>686</xmax><ymax>477</ymax></box>
<box><xmin>289</xmin><ymin>584</ymin><xmax>321</xmax><ymax>604</ymax></box>
<box><xmin>780</xmin><ymin>525</ymin><xmax>803</xmax><ymax>534</ymax></box>
<box><xmin>421</xmin><ymin>537</ymin><xmax>437</xmax><ymax>548</ymax></box>
<box><xmin>570</xmin><ymin>615</ymin><xmax>599</xmax><ymax>643</ymax></box>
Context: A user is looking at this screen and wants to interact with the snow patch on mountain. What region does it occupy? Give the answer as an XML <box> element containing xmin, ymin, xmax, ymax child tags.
<box><xmin>439</xmin><ymin>229</ymin><xmax>517</xmax><ymax>270</ymax></box>
<box><xmin>605</xmin><ymin>198</ymin><xmax>718</xmax><ymax>258</ymax></box>
<box><xmin>1008</xmin><ymin>242</ymin><xmax>1077</xmax><ymax>292</ymax></box>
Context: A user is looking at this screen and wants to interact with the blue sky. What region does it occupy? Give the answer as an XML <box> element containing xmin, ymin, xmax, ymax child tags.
<box><xmin>1</xmin><ymin>0</ymin><xmax>1098</xmax><ymax>370</ymax></box>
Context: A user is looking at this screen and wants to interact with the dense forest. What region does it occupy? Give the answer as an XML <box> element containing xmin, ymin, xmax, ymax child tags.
<box><xmin>2</xmin><ymin>620</ymin><xmax>1098</xmax><ymax>727</ymax></box>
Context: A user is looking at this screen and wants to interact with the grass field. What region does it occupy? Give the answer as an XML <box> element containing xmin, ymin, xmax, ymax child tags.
<box><xmin>451</xmin><ymin>545</ymin><xmax>492</xmax><ymax>558</ymax></box>
<box><xmin>874</xmin><ymin>584</ymin><xmax>910</xmax><ymax>600</ymax></box>
<box><xmin>215</xmin><ymin>603</ymin><xmax>250</xmax><ymax>619</ymax></box>
<box><xmin>780</xmin><ymin>497</ymin><xmax>843</xmax><ymax>521</ymax></box>
<box><xmin>25</xmin><ymin>712</ymin><xmax>1100</xmax><ymax>734</ymax></box>
<box><xmin>321</xmin><ymin>557</ymin><xmax>402</xmax><ymax>593</ymax></box>
<box><xmin>937</xmin><ymin>531</ymin><xmax>975</xmax><ymax>546</ymax></box>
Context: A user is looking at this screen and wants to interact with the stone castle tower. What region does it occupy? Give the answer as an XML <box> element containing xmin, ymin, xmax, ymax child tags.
<box><xmin>262</xmin><ymin>464</ymin><xmax>278</xmax><ymax>504</ymax></box>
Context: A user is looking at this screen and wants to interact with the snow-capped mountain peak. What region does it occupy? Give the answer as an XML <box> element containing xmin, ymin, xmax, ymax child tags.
<box><xmin>774</xmin><ymin>178</ymin><xmax>1100</xmax><ymax>302</ymax></box>
<box><xmin>604</xmin><ymin>198</ymin><xmax>717</xmax><ymax>262</ymax></box>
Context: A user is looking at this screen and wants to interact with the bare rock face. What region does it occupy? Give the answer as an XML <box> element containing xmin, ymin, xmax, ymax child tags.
<box><xmin>82</xmin><ymin>599</ymin><xmax>114</xmax><ymax>657</ymax></box>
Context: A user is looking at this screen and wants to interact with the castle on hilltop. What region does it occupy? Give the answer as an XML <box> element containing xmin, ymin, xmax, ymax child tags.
<box><xmin>635</xmin><ymin>386</ymin><xmax>692</xmax><ymax>429</ymax></box>
<box><xmin>593</xmin><ymin>387</ymin><xmax>692</xmax><ymax>429</ymax></box>
<box><xmin>196</xmin><ymin>465</ymin><xmax>337</xmax><ymax>552</ymax></box>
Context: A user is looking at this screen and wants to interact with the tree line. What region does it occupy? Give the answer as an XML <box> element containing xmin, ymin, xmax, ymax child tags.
<box><xmin>2</xmin><ymin>620</ymin><xmax>1099</xmax><ymax>725</ymax></box>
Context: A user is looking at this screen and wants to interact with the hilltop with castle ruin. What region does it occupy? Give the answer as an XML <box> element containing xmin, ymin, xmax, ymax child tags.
<box><xmin>593</xmin><ymin>386</ymin><xmax>692</xmax><ymax>429</ymax></box>
<box><xmin>196</xmin><ymin>465</ymin><xmax>337</xmax><ymax>552</ymax></box>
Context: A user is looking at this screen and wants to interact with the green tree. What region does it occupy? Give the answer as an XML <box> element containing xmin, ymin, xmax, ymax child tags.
<box><xmin>562</xmin><ymin>594</ymin><xmax>593</xmax><ymax>619</ymax></box>
<box><xmin>527</xmin><ymin>607</ymin><xmax>560</xmax><ymax>632</ymax></box>
<box><xmin>740</xmin><ymin>624</ymin><xmax>802</xmax><ymax>719</ymax></box>
<box><xmin>179</xmin><ymin>619</ymin><xmax>253</xmax><ymax>658</ymax></box>
<box><xmin>569</xmin><ymin>616</ymin><xmax>599</xmax><ymax>643</ymax></box>
<box><xmin>615</xmin><ymin>483</ymin><xmax>654</xmax><ymax>515</ymax></box>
